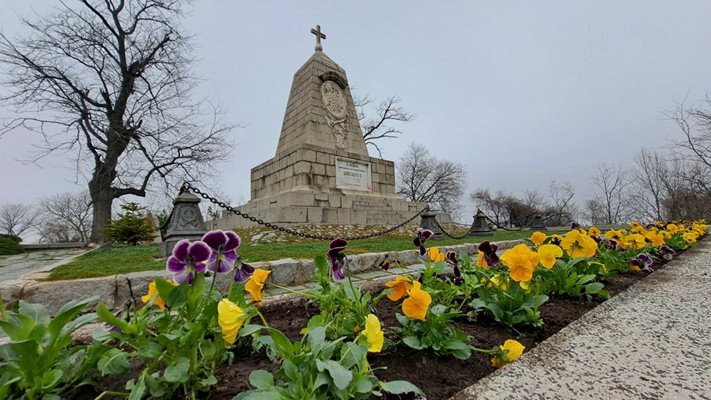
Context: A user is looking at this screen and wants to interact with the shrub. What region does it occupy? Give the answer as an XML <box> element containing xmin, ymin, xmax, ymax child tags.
<box><xmin>103</xmin><ymin>202</ymin><xmax>155</xmax><ymax>245</ymax></box>
<box><xmin>0</xmin><ymin>237</ymin><xmax>24</xmax><ymax>255</ymax></box>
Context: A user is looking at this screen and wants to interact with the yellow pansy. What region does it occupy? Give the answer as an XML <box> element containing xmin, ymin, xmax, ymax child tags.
<box><xmin>645</xmin><ymin>231</ymin><xmax>665</xmax><ymax>247</ymax></box>
<box><xmin>402</xmin><ymin>281</ymin><xmax>431</xmax><ymax>321</ymax></box>
<box><xmin>629</xmin><ymin>221</ymin><xmax>646</xmax><ymax>235</ymax></box>
<box><xmin>428</xmin><ymin>247</ymin><xmax>446</xmax><ymax>263</ymax></box>
<box><xmin>385</xmin><ymin>276</ymin><xmax>413</xmax><ymax>301</ymax></box>
<box><xmin>604</xmin><ymin>229</ymin><xmax>623</xmax><ymax>241</ymax></box>
<box><xmin>683</xmin><ymin>232</ymin><xmax>698</xmax><ymax>243</ymax></box>
<box><xmin>588</xmin><ymin>226</ymin><xmax>601</xmax><ymax>237</ymax></box>
<box><xmin>218</xmin><ymin>298</ymin><xmax>247</xmax><ymax>345</ymax></box>
<box><xmin>561</xmin><ymin>230</ymin><xmax>598</xmax><ymax>258</ymax></box>
<box><xmin>245</xmin><ymin>269</ymin><xmax>271</xmax><ymax>305</ymax></box>
<box><xmin>530</xmin><ymin>231</ymin><xmax>547</xmax><ymax>247</ymax></box>
<box><xmin>624</xmin><ymin>234</ymin><xmax>646</xmax><ymax>250</ymax></box>
<box><xmin>364</xmin><ymin>314</ymin><xmax>384</xmax><ymax>353</ymax></box>
<box><xmin>491</xmin><ymin>339</ymin><xmax>526</xmax><ymax>368</ymax></box>
<box><xmin>489</xmin><ymin>274</ymin><xmax>508</xmax><ymax>291</ymax></box>
<box><xmin>519</xmin><ymin>280</ymin><xmax>531</xmax><ymax>292</ymax></box>
<box><xmin>666</xmin><ymin>223</ymin><xmax>680</xmax><ymax>234</ymax></box>
<box><xmin>538</xmin><ymin>244</ymin><xmax>563</xmax><ymax>269</ymax></box>
<box><xmin>141</xmin><ymin>280</ymin><xmax>176</xmax><ymax>310</ymax></box>
<box><xmin>500</xmin><ymin>244</ymin><xmax>539</xmax><ymax>282</ymax></box>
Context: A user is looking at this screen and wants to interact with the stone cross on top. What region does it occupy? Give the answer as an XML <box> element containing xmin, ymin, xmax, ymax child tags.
<box><xmin>311</xmin><ymin>25</ymin><xmax>326</xmax><ymax>51</ymax></box>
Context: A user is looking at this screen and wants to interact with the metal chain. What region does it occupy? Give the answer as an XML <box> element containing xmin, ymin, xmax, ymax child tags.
<box><xmin>482</xmin><ymin>212</ymin><xmax>559</xmax><ymax>232</ymax></box>
<box><xmin>181</xmin><ymin>182</ymin><xmax>430</xmax><ymax>241</ymax></box>
<box><xmin>432</xmin><ymin>217</ymin><xmax>470</xmax><ymax>239</ymax></box>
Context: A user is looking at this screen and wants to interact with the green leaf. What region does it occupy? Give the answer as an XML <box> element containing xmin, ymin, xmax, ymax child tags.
<box><xmin>0</xmin><ymin>314</ymin><xmax>36</xmax><ymax>340</ymax></box>
<box><xmin>41</xmin><ymin>369</ymin><xmax>63</xmax><ymax>389</ymax></box>
<box><xmin>585</xmin><ymin>282</ymin><xmax>605</xmax><ymax>294</ymax></box>
<box><xmin>249</xmin><ymin>370</ymin><xmax>274</xmax><ymax>390</ymax></box>
<box><xmin>239</xmin><ymin>324</ymin><xmax>263</xmax><ymax>337</ymax></box>
<box><xmin>469</xmin><ymin>298</ymin><xmax>486</xmax><ymax>310</ymax></box>
<box><xmin>380</xmin><ymin>380</ymin><xmax>423</xmax><ymax>395</ymax></box>
<box><xmin>430</xmin><ymin>304</ymin><xmax>447</xmax><ymax>315</ymax></box>
<box><xmin>268</xmin><ymin>328</ymin><xmax>294</xmax><ymax>357</ymax></box>
<box><xmin>525</xmin><ymin>295</ymin><xmax>549</xmax><ymax>309</ymax></box>
<box><xmin>98</xmin><ymin>348</ymin><xmax>130</xmax><ymax>376</ymax></box>
<box><xmin>47</xmin><ymin>296</ymin><xmax>99</xmax><ymax>338</ymax></box>
<box><xmin>95</xmin><ymin>303</ymin><xmax>130</xmax><ymax>333</ymax></box>
<box><xmin>18</xmin><ymin>301</ymin><xmax>50</xmax><ymax>326</ymax></box>
<box><xmin>127</xmin><ymin>374</ymin><xmax>147</xmax><ymax>400</ymax></box>
<box><xmin>402</xmin><ymin>336</ymin><xmax>424</xmax><ymax>350</ymax></box>
<box><xmin>236</xmin><ymin>392</ymin><xmax>283</xmax><ymax>400</ymax></box>
<box><xmin>137</xmin><ymin>342</ymin><xmax>162</xmax><ymax>359</ymax></box>
<box><xmin>163</xmin><ymin>357</ymin><xmax>190</xmax><ymax>383</ymax></box>
<box><xmin>576</xmin><ymin>274</ymin><xmax>597</xmax><ymax>285</ymax></box>
<box><xmin>314</xmin><ymin>371</ymin><xmax>331</xmax><ymax>389</ymax></box>
<box><xmin>354</xmin><ymin>377</ymin><xmax>374</xmax><ymax>393</ymax></box>
<box><xmin>308</xmin><ymin>326</ymin><xmax>326</xmax><ymax>350</ymax></box>
<box><xmin>162</xmin><ymin>281</ymin><xmax>189</xmax><ymax>309</ymax></box>
<box><xmin>200</xmin><ymin>374</ymin><xmax>218</xmax><ymax>387</ymax></box>
<box><xmin>320</xmin><ymin>360</ymin><xmax>352</xmax><ymax>390</ymax></box>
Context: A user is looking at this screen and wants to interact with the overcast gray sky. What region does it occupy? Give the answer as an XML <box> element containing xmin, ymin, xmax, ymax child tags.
<box><xmin>1</xmin><ymin>1</ymin><xmax>711</xmax><ymax>220</ymax></box>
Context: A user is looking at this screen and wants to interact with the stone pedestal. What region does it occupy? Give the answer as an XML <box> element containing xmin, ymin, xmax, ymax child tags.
<box><xmin>160</xmin><ymin>191</ymin><xmax>207</xmax><ymax>257</ymax></box>
<box><xmin>419</xmin><ymin>211</ymin><xmax>443</xmax><ymax>240</ymax></box>
<box><xmin>468</xmin><ymin>210</ymin><xmax>493</xmax><ymax>236</ymax></box>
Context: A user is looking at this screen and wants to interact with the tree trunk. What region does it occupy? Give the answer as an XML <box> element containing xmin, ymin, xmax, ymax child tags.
<box><xmin>89</xmin><ymin>175</ymin><xmax>114</xmax><ymax>243</ymax></box>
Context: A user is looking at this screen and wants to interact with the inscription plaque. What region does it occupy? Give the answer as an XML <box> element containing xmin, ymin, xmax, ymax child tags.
<box><xmin>335</xmin><ymin>158</ymin><xmax>371</xmax><ymax>192</ymax></box>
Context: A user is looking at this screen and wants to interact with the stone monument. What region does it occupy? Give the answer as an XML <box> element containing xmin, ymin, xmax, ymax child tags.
<box><xmin>218</xmin><ymin>26</ymin><xmax>434</xmax><ymax>229</ymax></box>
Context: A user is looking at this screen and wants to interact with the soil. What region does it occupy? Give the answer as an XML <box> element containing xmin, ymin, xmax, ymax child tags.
<box><xmin>94</xmin><ymin>252</ymin><xmax>687</xmax><ymax>400</ymax></box>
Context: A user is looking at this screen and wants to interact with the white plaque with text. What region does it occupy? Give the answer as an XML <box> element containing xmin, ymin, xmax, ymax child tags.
<box><xmin>335</xmin><ymin>158</ymin><xmax>371</xmax><ymax>192</ymax></box>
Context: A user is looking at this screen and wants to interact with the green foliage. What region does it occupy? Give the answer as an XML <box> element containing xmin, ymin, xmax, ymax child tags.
<box><xmin>305</xmin><ymin>256</ymin><xmax>378</xmax><ymax>340</ymax></box>
<box><xmin>242</xmin><ymin>326</ymin><xmax>422</xmax><ymax>400</ymax></box>
<box><xmin>0</xmin><ymin>234</ymin><xmax>21</xmax><ymax>243</ymax></box>
<box><xmin>535</xmin><ymin>258</ymin><xmax>609</xmax><ymax>301</ymax></box>
<box><xmin>96</xmin><ymin>275</ymin><xmax>259</xmax><ymax>399</ymax></box>
<box><xmin>395</xmin><ymin>304</ymin><xmax>472</xmax><ymax>360</ymax></box>
<box><xmin>0</xmin><ymin>297</ymin><xmax>115</xmax><ymax>399</ymax></box>
<box><xmin>0</xmin><ymin>237</ymin><xmax>24</xmax><ymax>256</ymax></box>
<box><xmin>469</xmin><ymin>272</ymin><xmax>549</xmax><ymax>332</ymax></box>
<box><xmin>103</xmin><ymin>202</ymin><xmax>155</xmax><ymax>245</ymax></box>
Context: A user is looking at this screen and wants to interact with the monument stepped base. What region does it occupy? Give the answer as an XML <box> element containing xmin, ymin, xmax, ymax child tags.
<box><xmin>215</xmin><ymin>190</ymin><xmax>449</xmax><ymax>229</ymax></box>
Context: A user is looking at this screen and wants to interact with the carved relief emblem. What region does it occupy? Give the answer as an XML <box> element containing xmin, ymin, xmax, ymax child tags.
<box><xmin>321</xmin><ymin>81</ymin><xmax>348</xmax><ymax>149</ymax></box>
<box><xmin>321</xmin><ymin>81</ymin><xmax>347</xmax><ymax>119</ymax></box>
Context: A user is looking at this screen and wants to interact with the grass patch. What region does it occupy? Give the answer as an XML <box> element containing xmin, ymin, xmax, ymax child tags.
<box><xmin>47</xmin><ymin>229</ymin><xmax>553</xmax><ymax>281</ymax></box>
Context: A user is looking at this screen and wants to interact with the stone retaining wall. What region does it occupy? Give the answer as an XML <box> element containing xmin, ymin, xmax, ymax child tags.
<box><xmin>0</xmin><ymin>240</ymin><xmax>523</xmax><ymax>314</ymax></box>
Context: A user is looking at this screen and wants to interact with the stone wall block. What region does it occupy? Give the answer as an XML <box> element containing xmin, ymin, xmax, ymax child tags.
<box><xmin>268</xmin><ymin>259</ymin><xmax>300</xmax><ymax>286</ymax></box>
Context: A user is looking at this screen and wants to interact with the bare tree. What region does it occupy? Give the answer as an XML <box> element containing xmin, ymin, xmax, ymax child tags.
<box><xmin>544</xmin><ymin>180</ymin><xmax>576</xmax><ymax>226</ymax></box>
<box><xmin>630</xmin><ymin>148</ymin><xmax>668</xmax><ymax>221</ymax></box>
<box><xmin>0</xmin><ymin>203</ymin><xmax>36</xmax><ymax>238</ymax></box>
<box><xmin>588</xmin><ymin>164</ymin><xmax>631</xmax><ymax>224</ymax></box>
<box><xmin>470</xmin><ymin>189</ymin><xmax>510</xmax><ymax>225</ymax></box>
<box><xmin>35</xmin><ymin>191</ymin><xmax>92</xmax><ymax>243</ymax></box>
<box><xmin>397</xmin><ymin>143</ymin><xmax>466</xmax><ymax>215</ymax></box>
<box><xmin>0</xmin><ymin>0</ymin><xmax>234</xmax><ymax>242</ymax></box>
<box><xmin>355</xmin><ymin>95</ymin><xmax>414</xmax><ymax>158</ymax></box>
<box><xmin>670</xmin><ymin>96</ymin><xmax>711</xmax><ymax>171</ymax></box>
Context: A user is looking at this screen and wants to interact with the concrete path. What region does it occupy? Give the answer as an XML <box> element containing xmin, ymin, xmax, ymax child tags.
<box><xmin>453</xmin><ymin>239</ymin><xmax>711</xmax><ymax>400</ymax></box>
<box><xmin>0</xmin><ymin>248</ymin><xmax>89</xmax><ymax>282</ymax></box>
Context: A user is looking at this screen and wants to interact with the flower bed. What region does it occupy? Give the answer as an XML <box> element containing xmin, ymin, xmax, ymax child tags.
<box><xmin>0</xmin><ymin>221</ymin><xmax>706</xmax><ymax>399</ymax></box>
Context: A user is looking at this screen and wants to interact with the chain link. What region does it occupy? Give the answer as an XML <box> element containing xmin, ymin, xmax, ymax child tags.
<box><xmin>432</xmin><ymin>218</ymin><xmax>470</xmax><ymax>239</ymax></box>
<box><xmin>181</xmin><ymin>182</ymin><xmax>430</xmax><ymax>241</ymax></box>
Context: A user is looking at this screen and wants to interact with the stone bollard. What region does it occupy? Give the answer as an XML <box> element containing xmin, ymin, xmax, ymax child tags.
<box><xmin>530</xmin><ymin>214</ymin><xmax>547</xmax><ymax>230</ymax></box>
<box><xmin>419</xmin><ymin>211</ymin><xmax>443</xmax><ymax>240</ymax></box>
<box><xmin>160</xmin><ymin>191</ymin><xmax>207</xmax><ymax>257</ymax></box>
<box><xmin>468</xmin><ymin>209</ymin><xmax>493</xmax><ymax>237</ymax></box>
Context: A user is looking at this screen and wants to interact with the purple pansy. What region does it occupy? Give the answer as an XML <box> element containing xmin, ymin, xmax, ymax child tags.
<box><xmin>327</xmin><ymin>238</ymin><xmax>348</xmax><ymax>281</ymax></box>
<box><xmin>413</xmin><ymin>228</ymin><xmax>434</xmax><ymax>256</ymax></box>
<box><xmin>201</xmin><ymin>230</ymin><xmax>241</xmax><ymax>274</ymax></box>
<box><xmin>234</xmin><ymin>256</ymin><xmax>256</xmax><ymax>283</ymax></box>
<box><xmin>570</xmin><ymin>222</ymin><xmax>581</xmax><ymax>230</ymax></box>
<box><xmin>591</xmin><ymin>235</ymin><xmax>601</xmax><ymax>244</ymax></box>
<box><xmin>446</xmin><ymin>251</ymin><xmax>464</xmax><ymax>286</ymax></box>
<box><xmin>378</xmin><ymin>254</ymin><xmax>391</xmax><ymax>271</ymax></box>
<box><xmin>629</xmin><ymin>253</ymin><xmax>654</xmax><ymax>273</ymax></box>
<box><xmin>477</xmin><ymin>241</ymin><xmax>499</xmax><ymax>266</ymax></box>
<box><xmin>659</xmin><ymin>245</ymin><xmax>676</xmax><ymax>261</ymax></box>
<box><xmin>102</xmin><ymin>309</ymin><xmax>125</xmax><ymax>333</ymax></box>
<box><xmin>166</xmin><ymin>239</ymin><xmax>211</xmax><ymax>284</ymax></box>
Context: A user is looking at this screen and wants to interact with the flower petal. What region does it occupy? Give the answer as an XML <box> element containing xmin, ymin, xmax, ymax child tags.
<box><xmin>225</xmin><ymin>231</ymin><xmax>241</xmax><ymax>251</ymax></box>
<box><xmin>188</xmin><ymin>241</ymin><xmax>212</xmax><ymax>262</ymax></box>
<box><xmin>202</xmin><ymin>230</ymin><xmax>228</xmax><ymax>250</ymax></box>
<box><xmin>166</xmin><ymin>256</ymin><xmax>186</xmax><ymax>274</ymax></box>
<box><xmin>171</xmin><ymin>240</ymin><xmax>190</xmax><ymax>261</ymax></box>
